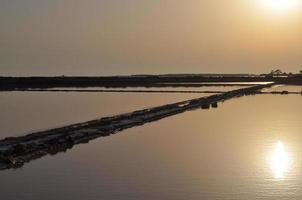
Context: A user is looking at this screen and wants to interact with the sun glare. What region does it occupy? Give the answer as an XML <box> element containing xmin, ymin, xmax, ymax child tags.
<box><xmin>258</xmin><ymin>0</ymin><xmax>300</xmax><ymax>13</ymax></box>
<box><xmin>268</xmin><ymin>141</ymin><xmax>290</xmax><ymax>179</ymax></box>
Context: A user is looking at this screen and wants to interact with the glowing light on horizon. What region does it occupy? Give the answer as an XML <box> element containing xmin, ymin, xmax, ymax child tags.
<box><xmin>258</xmin><ymin>0</ymin><xmax>300</xmax><ymax>13</ymax></box>
<box><xmin>268</xmin><ymin>141</ymin><xmax>290</xmax><ymax>179</ymax></box>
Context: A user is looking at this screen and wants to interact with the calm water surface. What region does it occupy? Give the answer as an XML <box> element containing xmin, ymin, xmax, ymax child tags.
<box><xmin>0</xmin><ymin>91</ymin><xmax>206</xmax><ymax>137</ymax></box>
<box><xmin>40</xmin><ymin>85</ymin><xmax>248</xmax><ymax>92</ymax></box>
<box><xmin>264</xmin><ymin>85</ymin><xmax>302</xmax><ymax>92</ymax></box>
<box><xmin>0</xmin><ymin>92</ymin><xmax>301</xmax><ymax>200</ymax></box>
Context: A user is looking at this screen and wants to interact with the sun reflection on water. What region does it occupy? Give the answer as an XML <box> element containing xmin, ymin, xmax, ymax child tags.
<box><xmin>268</xmin><ymin>141</ymin><xmax>290</xmax><ymax>179</ymax></box>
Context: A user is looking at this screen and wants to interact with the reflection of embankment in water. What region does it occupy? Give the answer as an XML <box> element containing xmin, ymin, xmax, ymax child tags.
<box><xmin>0</xmin><ymin>84</ymin><xmax>274</xmax><ymax>170</ymax></box>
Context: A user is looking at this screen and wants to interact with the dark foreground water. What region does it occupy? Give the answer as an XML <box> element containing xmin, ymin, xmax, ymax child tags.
<box><xmin>0</xmin><ymin>89</ymin><xmax>301</xmax><ymax>200</ymax></box>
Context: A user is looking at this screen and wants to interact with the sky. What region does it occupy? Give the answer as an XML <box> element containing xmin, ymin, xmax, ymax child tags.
<box><xmin>1</xmin><ymin>0</ymin><xmax>302</xmax><ymax>76</ymax></box>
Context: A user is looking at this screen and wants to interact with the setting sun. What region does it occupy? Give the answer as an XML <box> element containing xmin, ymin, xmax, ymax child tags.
<box><xmin>258</xmin><ymin>0</ymin><xmax>300</xmax><ymax>13</ymax></box>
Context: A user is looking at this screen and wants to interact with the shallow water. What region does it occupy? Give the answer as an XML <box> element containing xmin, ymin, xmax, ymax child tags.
<box><xmin>0</xmin><ymin>91</ymin><xmax>207</xmax><ymax>137</ymax></box>
<box><xmin>263</xmin><ymin>85</ymin><xmax>302</xmax><ymax>92</ymax></box>
<box><xmin>40</xmin><ymin>85</ymin><xmax>249</xmax><ymax>92</ymax></box>
<box><xmin>0</xmin><ymin>93</ymin><xmax>301</xmax><ymax>200</ymax></box>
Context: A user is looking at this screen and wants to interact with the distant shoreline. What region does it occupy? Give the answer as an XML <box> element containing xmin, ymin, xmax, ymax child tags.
<box><xmin>0</xmin><ymin>74</ymin><xmax>301</xmax><ymax>90</ymax></box>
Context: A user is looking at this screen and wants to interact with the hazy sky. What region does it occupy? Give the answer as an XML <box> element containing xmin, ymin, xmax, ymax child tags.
<box><xmin>1</xmin><ymin>0</ymin><xmax>302</xmax><ymax>76</ymax></box>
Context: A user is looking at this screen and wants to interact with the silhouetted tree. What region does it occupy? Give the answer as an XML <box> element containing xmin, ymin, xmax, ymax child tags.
<box><xmin>269</xmin><ymin>69</ymin><xmax>283</xmax><ymax>76</ymax></box>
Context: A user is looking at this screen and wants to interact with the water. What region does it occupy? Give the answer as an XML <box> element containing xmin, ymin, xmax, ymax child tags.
<box><xmin>263</xmin><ymin>85</ymin><xmax>302</xmax><ymax>92</ymax></box>
<box><xmin>0</xmin><ymin>91</ymin><xmax>301</xmax><ymax>200</ymax></box>
<box><xmin>36</xmin><ymin>85</ymin><xmax>250</xmax><ymax>92</ymax></box>
<box><xmin>0</xmin><ymin>91</ymin><xmax>207</xmax><ymax>137</ymax></box>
